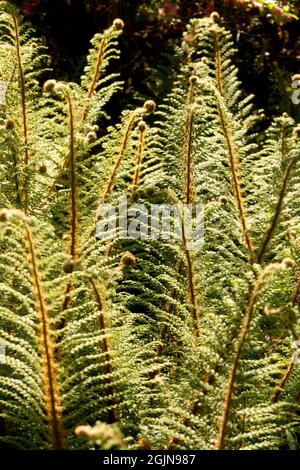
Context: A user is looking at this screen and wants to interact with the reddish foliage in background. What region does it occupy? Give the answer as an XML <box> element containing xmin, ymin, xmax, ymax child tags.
<box><xmin>158</xmin><ymin>2</ymin><xmax>179</xmax><ymax>17</ymax></box>
<box><xmin>20</xmin><ymin>0</ymin><xmax>41</xmax><ymax>17</ymax></box>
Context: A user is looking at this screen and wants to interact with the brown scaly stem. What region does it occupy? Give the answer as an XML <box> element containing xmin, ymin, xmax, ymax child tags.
<box><xmin>216</xmin><ymin>98</ymin><xmax>254</xmax><ymax>263</ymax></box>
<box><xmin>81</xmin><ymin>36</ymin><xmax>107</xmax><ymax>123</ymax></box>
<box><xmin>184</xmin><ymin>77</ymin><xmax>198</xmax><ymax>204</ymax></box>
<box><xmin>167</xmin><ymin>86</ymin><xmax>200</xmax><ymax>335</ymax></box>
<box><xmin>24</xmin><ymin>222</ymin><xmax>66</xmax><ymax>449</ymax></box>
<box><xmin>12</xmin><ymin>13</ymin><xmax>29</xmax><ymax>209</ymax></box>
<box><xmin>214</xmin><ymin>264</ymin><xmax>279</xmax><ymax>450</ymax></box>
<box><xmin>89</xmin><ymin>277</ymin><xmax>119</xmax><ymax>422</ymax></box>
<box><xmin>256</xmin><ymin>159</ymin><xmax>295</xmax><ymax>264</ymax></box>
<box><xmin>178</xmin><ymin>83</ymin><xmax>201</xmax><ymax>335</ymax></box>
<box><xmin>101</xmin><ymin>113</ymin><xmax>138</xmax><ymax>201</ymax></box>
<box><xmin>12</xmin><ymin>13</ymin><xmax>29</xmax><ymax>165</ymax></box>
<box><xmin>82</xmin><ymin>20</ymin><xmax>123</xmax><ymax>122</ymax></box>
<box><xmin>184</xmin><ymin>102</ymin><xmax>195</xmax><ymax>205</ymax></box>
<box><xmin>58</xmin><ymin>85</ymin><xmax>78</xmax><ymax>312</ymax></box>
<box><xmin>182</xmin><ymin>219</ymin><xmax>199</xmax><ymax>336</ymax></box>
<box><xmin>292</xmin><ymin>276</ymin><xmax>300</xmax><ymax>306</ymax></box>
<box><xmin>213</xmin><ymin>25</ymin><xmax>253</xmax><ymax>263</ymax></box>
<box><xmin>61</xmin><ymin>282</ymin><xmax>72</xmax><ymax>312</ymax></box>
<box><xmin>272</xmin><ymin>361</ymin><xmax>294</xmax><ymax>403</ymax></box>
<box><xmin>64</xmin><ymin>90</ymin><xmax>78</xmax><ymax>260</ymax></box>
<box><xmin>131</xmin><ymin>121</ymin><xmax>146</xmax><ymax>193</ymax></box>
<box><xmin>272</xmin><ymin>268</ymin><xmax>300</xmax><ymax>403</ymax></box>
<box><xmin>254</xmin><ymin>122</ymin><xmax>297</xmax><ymax>400</ymax></box>
<box><xmin>213</xmin><ymin>27</ymin><xmax>225</xmax><ymax>97</ymax></box>
<box><xmin>173</xmin><ymin>201</ymin><xmax>200</xmax><ymax>337</ymax></box>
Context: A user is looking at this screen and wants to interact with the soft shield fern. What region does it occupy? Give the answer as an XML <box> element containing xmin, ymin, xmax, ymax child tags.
<box><xmin>0</xmin><ymin>210</ymin><xmax>66</xmax><ymax>449</ymax></box>
<box><xmin>0</xmin><ymin>4</ymin><xmax>300</xmax><ymax>451</ymax></box>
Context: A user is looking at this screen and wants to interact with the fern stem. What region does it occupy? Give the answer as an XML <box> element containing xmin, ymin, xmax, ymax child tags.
<box><xmin>175</xmin><ymin>204</ymin><xmax>200</xmax><ymax>336</ymax></box>
<box><xmin>213</xmin><ymin>26</ymin><xmax>253</xmax><ymax>262</ymax></box>
<box><xmin>11</xmin><ymin>12</ymin><xmax>29</xmax><ymax>211</ymax></box>
<box><xmin>60</xmin><ymin>86</ymin><xmax>78</xmax><ymax>313</ymax></box>
<box><xmin>292</xmin><ymin>276</ymin><xmax>300</xmax><ymax>305</ymax></box>
<box><xmin>256</xmin><ymin>160</ymin><xmax>294</xmax><ymax>264</ymax></box>
<box><xmin>176</xmin><ymin>85</ymin><xmax>201</xmax><ymax>334</ymax></box>
<box><xmin>61</xmin><ymin>282</ymin><xmax>72</xmax><ymax>312</ymax></box>
<box><xmin>89</xmin><ymin>277</ymin><xmax>119</xmax><ymax>423</ymax></box>
<box><xmin>216</xmin><ymin>98</ymin><xmax>254</xmax><ymax>263</ymax></box>
<box><xmin>213</xmin><ymin>28</ymin><xmax>225</xmax><ymax>97</ymax></box>
<box><xmin>272</xmin><ymin>361</ymin><xmax>294</xmax><ymax>403</ymax></box>
<box><xmin>82</xmin><ymin>35</ymin><xmax>106</xmax><ymax>122</ymax></box>
<box><xmin>184</xmin><ymin>78</ymin><xmax>198</xmax><ymax>204</ymax></box>
<box><xmin>132</xmin><ymin>123</ymin><xmax>146</xmax><ymax>192</ymax></box>
<box><xmin>185</xmin><ymin>243</ymin><xmax>199</xmax><ymax>335</ymax></box>
<box><xmin>183</xmin><ymin>104</ymin><xmax>196</xmax><ymax>205</ymax></box>
<box><xmin>24</xmin><ymin>223</ymin><xmax>66</xmax><ymax>450</ymax></box>
<box><xmin>102</xmin><ymin>113</ymin><xmax>137</xmax><ymax>200</ymax></box>
<box><xmin>64</xmin><ymin>90</ymin><xmax>78</xmax><ymax>259</ymax></box>
<box><xmin>214</xmin><ymin>264</ymin><xmax>279</xmax><ymax>450</ymax></box>
<box><xmin>271</xmin><ymin>273</ymin><xmax>300</xmax><ymax>402</ymax></box>
<box><xmin>12</xmin><ymin>13</ymin><xmax>29</xmax><ymax>166</ymax></box>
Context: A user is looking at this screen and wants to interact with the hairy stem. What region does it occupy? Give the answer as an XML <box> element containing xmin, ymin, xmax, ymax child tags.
<box><xmin>214</xmin><ymin>264</ymin><xmax>279</xmax><ymax>450</ymax></box>
<box><xmin>184</xmin><ymin>79</ymin><xmax>198</xmax><ymax>204</ymax></box>
<box><xmin>216</xmin><ymin>97</ymin><xmax>254</xmax><ymax>263</ymax></box>
<box><xmin>272</xmin><ymin>361</ymin><xmax>294</xmax><ymax>403</ymax></box>
<box><xmin>132</xmin><ymin>124</ymin><xmax>146</xmax><ymax>192</ymax></box>
<box><xmin>292</xmin><ymin>276</ymin><xmax>300</xmax><ymax>306</ymax></box>
<box><xmin>60</xmin><ymin>86</ymin><xmax>78</xmax><ymax>313</ymax></box>
<box><xmin>24</xmin><ymin>223</ymin><xmax>65</xmax><ymax>450</ymax></box>
<box><xmin>213</xmin><ymin>28</ymin><xmax>225</xmax><ymax>97</ymax></box>
<box><xmin>256</xmin><ymin>160</ymin><xmax>295</xmax><ymax>264</ymax></box>
<box><xmin>272</xmin><ymin>271</ymin><xmax>300</xmax><ymax>402</ymax></box>
<box><xmin>102</xmin><ymin>113</ymin><xmax>137</xmax><ymax>201</ymax></box>
<box><xmin>175</xmin><ymin>85</ymin><xmax>201</xmax><ymax>335</ymax></box>
<box><xmin>82</xmin><ymin>35</ymin><xmax>106</xmax><ymax>122</ymax></box>
<box><xmin>12</xmin><ymin>13</ymin><xmax>29</xmax><ymax>210</ymax></box>
<box><xmin>12</xmin><ymin>13</ymin><xmax>29</xmax><ymax>165</ymax></box>
<box><xmin>213</xmin><ymin>27</ymin><xmax>253</xmax><ymax>262</ymax></box>
<box><xmin>183</xmin><ymin>104</ymin><xmax>196</xmax><ymax>205</ymax></box>
<box><xmin>64</xmin><ymin>90</ymin><xmax>78</xmax><ymax>260</ymax></box>
<box><xmin>175</xmin><ymin>204</ymin><xmax>200</xmax><ymax>336</ymax></box>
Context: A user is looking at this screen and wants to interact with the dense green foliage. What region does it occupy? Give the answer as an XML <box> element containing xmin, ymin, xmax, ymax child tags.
<box><xmin>0</xmin><ymin>1</ymin><xmax>300</xmax><ymax>450</ymax></box>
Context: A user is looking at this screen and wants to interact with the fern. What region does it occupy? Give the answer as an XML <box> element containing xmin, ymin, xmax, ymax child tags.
<box><xmin>0</xmin><ymin>5</ymin><xmax>300</xmax><ymax>451</ymax></box>
<box><xmin>0</xmin><ymin>210</ymin><xmax>65</xmax><ymax>449</ymax></box>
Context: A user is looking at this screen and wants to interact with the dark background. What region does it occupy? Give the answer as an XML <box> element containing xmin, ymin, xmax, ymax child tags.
<box><xmin>10</xmin><ymin>0</ymin><xmax>300</xmax><ymax>121</ymax></box>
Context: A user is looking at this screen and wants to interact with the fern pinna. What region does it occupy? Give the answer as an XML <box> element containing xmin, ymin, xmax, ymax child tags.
<box><xmin>0</xmin><ymin>4</ymin><xmax>300</xmax><ymax>450</ymax></box>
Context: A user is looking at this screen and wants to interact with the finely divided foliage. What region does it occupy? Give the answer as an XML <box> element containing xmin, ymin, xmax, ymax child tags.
<box><xmin>0</xmin><ymin>3</ymin><xmax>300</xmax><ymax>450</ymax></box>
